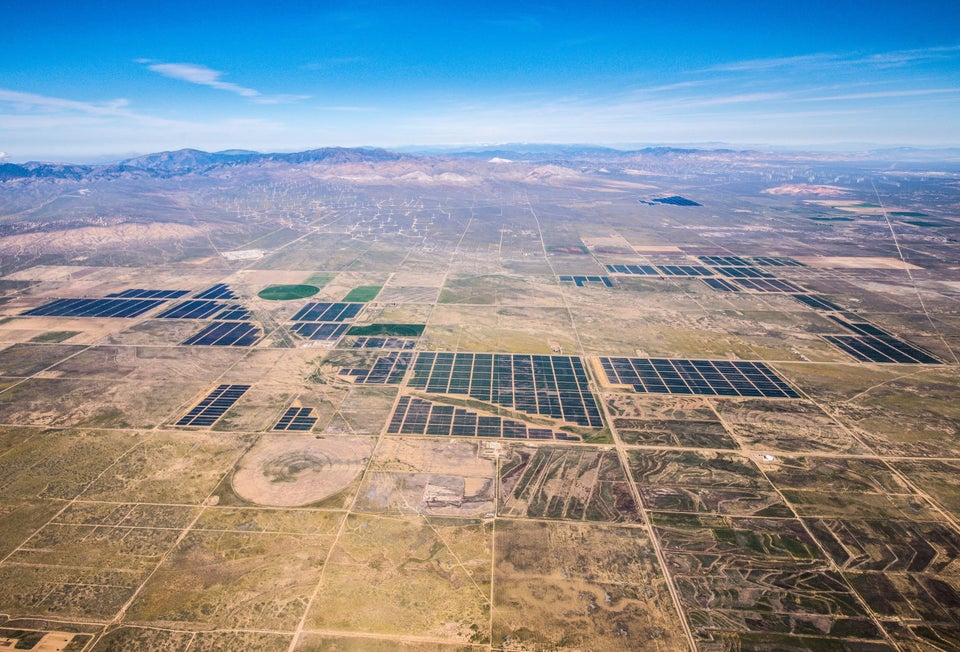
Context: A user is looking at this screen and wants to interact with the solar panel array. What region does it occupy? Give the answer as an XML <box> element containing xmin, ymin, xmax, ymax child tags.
<box><xmin>291</xmin><ymin>302</ymin><xmax>363</xmax><ymax>322</ymax></box>
<box><xmin>656</xmin><ymin>265</ymin><xmax>712</xmax><ymax>277</ymax></box>
<box><xmin>408</xmin><ymin>353</ymin><xmax>603</xmax><ymax>427</ymax></box>
<box><xmin>698</xmin><ymin>255</ymin><xmax>752</xmax><ymax>267</ymax></box>
<box><xmin>606</xmin><ymin>264</ymin><xmax>658</xmax><ymax>275</ymax></box>
<box><xmin>339</xmin><ymin>351</ymin><xmax>414</xmax><ymax>384</ymax></box>
<box><xmin>698</xmin><ymin>255</ymin><xmax>803</xmax><ymax>268</ymax></box>
<box><xmin>106</xmin><ymin>289</ymin><xmax>189</xmax><ymax>299</ymax></box>
<box><xmin>792</xmin><ymin>294</ymin><xmax>842</xmax><ymax>311</ymax></box>
<box><xmin>274</xmin><ymin>406</ymin><xmax>318</xmax><ymax>431</ymax></box>
<box><xmin>387</xmin><ymin>396</ymin><xmax>580</xmax><ymax>441</ymax></box>
<box><xmin>176</xmin><ymin>384</ymin><xmax>250</xmax><ymax>427</ymax></box>
<box><xmin>23</xmin><ymin>297</ymin><xmax>166</xmax><ymax>318</ymax></box>
<box><xmin>351</xmin><ymin>336</ymin><xmax>417</xmax><ymax>350</ymax></box>
<box><xmin>713</xmin><ymin>266</ymin><xmax>775</xmax><ymax>279</ymax></box>
<box><xmin>194</xmin><ymin>284</ymin><xmax>238</xmax><ymax>300</ymax></box>
<box><xmin>732</xmin><ymin>278</ymin><xmax>806</xmax><ymax>293</ymax></box>
<box><xmin>825</xmin><ymin>317</ymin><xmax>940</xmax><ymax>364</ymax></box>
<box><xmin>182</xmin><ymin>321</ymin><xmax>261</xmax><ymax>346</ymax></box>
<box><xmin>599</xmin><ymin>357</ymin><xmax>799</xmax><ymax>398</ymax></box>
<box><xmin>158</xmin><ymin>300</ymin><xmax>244</xmax><ymax>320</ymax></box>
<box><xmin>559</xmin><ymin>275</ymin><xmax>614</xmax><ymax>287</ymax></box>
<box><xmin>702</xmin><ymin>278</ymin><xmax>741</xmax><ymax>292</ymax></box>
<box><xmin>291</xmin><ymin>322</ymin><xmax>350</xmax><ymax>341</ymax></box>
<box><xmin>751</xmin><ymin>256</ymin><xmax>804</xmax><ymax>267</ymax></box>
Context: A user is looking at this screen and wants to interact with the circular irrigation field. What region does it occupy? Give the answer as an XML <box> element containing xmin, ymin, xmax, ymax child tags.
<box><xmin>257</xmin><ymin>284</ymin><xmax>320</xmax><ymax>301</ymax></box>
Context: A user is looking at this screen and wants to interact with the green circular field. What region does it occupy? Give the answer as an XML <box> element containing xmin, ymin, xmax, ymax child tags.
<box><xmin>257</xmin><ymin>284</ymin><xmax>320</xmax><ymax>301</ymax></box>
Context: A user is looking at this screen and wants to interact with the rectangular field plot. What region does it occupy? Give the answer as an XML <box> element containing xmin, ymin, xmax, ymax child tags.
<box><xmin>175</xmin><ymin>384</ymin><xmax>250</xmax><ymax>427</ymax></box>
<box><xmin>387</xmin><ymin>395</ymin><xmax>579</xmax><ymax>441</ymax></box>
<box><xmin>655</xmin><ymin>264</ymin><xmax>712</xmax><ymax>277</ymax></box>
<box><xmin>605</xmin><ymin>264</ymin><xmax>657</xmax><ymax>275</ymax></box>
<box><xmin>792</xmin><ymin>293</ymin><xmax>842</xmax><ymax>311</ymax></box>
<box><xmin>701</xmin><ymin>277</ymin><xmax>742</xmax><ymax>292</ymax></box>
<box><xmin>274</xmin><ymin>406</ymin><xmax>317</xmax><ymax>431</ymax></box>
<box><xmin>408</xmin><ymin>353</ymin><xmax>603</xmax><ymax>427</ymax></box>
<box><xmin>733</xmin><ymin>278</ymin><xmax>806</xmax><ymax>293</ymax></box>
<box><xmin>193</xmin><ymin>283</ymin><xmax>238</xmax><ymax>300</ymax></box>
<box><xmin>558</xmin><ymin>275</ymin><xmax>613</xmax><ymax>287</ymax></box>
<box><xmin>599</xmin><ymin>357</ymin><xmax>799</xmax><ymax>398</ymax></box>
<box><xmin>339</xmin><ymin>351</ymin><xmax>413</xmax><ymax>384</ymax></box>
<box><xmin>499</xmin><ymin>447</ymin><xmax>638</xmax><ymax>521</ymax></box>
<box><xmin>22</xmin><ymin>297</ymin><xmax>166</xmax><ymax>318</ymax></box>
<box><xmin>106</xmin><ymin>288</ymin><xmax>190</xmax><ymax>299</ymax></box>
<box><xmin>350</xmin><ymin>336</ymin><xmax>417</xmax><ymax>350</ymax></box>
<box><xmin>290</xmin><ymin>322</ymin><xmax>349</xmax><ymax>341</ymax></box>
<box><xmin>291</xmin><ymin>302</ymin><xmax>364</xmax><ymax>322</ymax></box>
<box><xmin>182</xmin><ymin>321</ymin><xmax>261</xmax><ymax>346</ymax></box>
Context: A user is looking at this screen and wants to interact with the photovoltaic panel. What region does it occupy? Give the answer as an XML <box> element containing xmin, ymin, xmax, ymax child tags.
<box><xmin>23</xmin><ymin>297</ymin><xmax>166</xmax><ymax>318</ymax></box>
<box><xmin>824</xmin><ymin>317</ymin><xmax>941</xmax><ymax>363</ymax></box>
<box><xmin>407</xmin><ymin>353</ymin><xmax>603</xmax><ymax>428</ymax></box>
<box><xmin>340</xmin><ymin>351</ymin><xmax>413</xmax><ymax>384</ymax></box>
<box><xmin>605</xmin><ymin>264</ymin><xmax>658</xmax><ymax>275</ymax></box>
<box><xmin>176</xmin><ymin>384</ymin><xmax>250</xmax><ymax>427</ymax></box>
<box><xmin>106</xmin><ymin>289</ymin><xmax>190</xmax><ymax>299</ymax></box>
<box><xmin>194</xmin><ymin>283</ymin><xmax>238</xmax><ymax>300</ymax></box>
<box><xmin>702</xmin><ymin>278</ymin><xmax>741</xmax><ymax>292</ymax></box>
<box><xmin>387</xmin><ymin>395</ymin><xmax>579</xmax><ymax>441</ymax></box>
<box><xmin>290</xmin><ymin>322</ymin><xmax>349</xmax><ymax>341</ymax></box>
<box><xmin>733</xmin><ymin>278</ymin><xmax>806</xmax><ymax>293</ymax></box>
<box><xmin>291</xmin><ymin>302</ymin><xmax>364</xmax><ymax>322</ymax></box>
<box><xmin>655</xmin><ymin>265</ymin><xmax>712</xmax><ymax>277</ymax></box>
<box><xmin>559</xmin><ymin>275</ymin><xmax>614</xmax><ymax>287</ymax></box>
<box><xmin>698</xmin><ymin>255</ymin><xmax>751</xmax><ymax>267</ymax></box>
<box><xmin>157</xmin><ymin>300</ymin><xmax>226</xmax><ymax>320</ymax></box>
<box><xmin>792</xmin><ymin>294</ymin><xmax>842</xmax><ymax>311</ymax></box>
<box><xmin>751</xmin><ymin>256</ymin><xmax>804</xmax><ymax>267</ymax></box>
<box><xmin>274</xmin><ymin>406</ymin><xmax>318</xmax><ymax>431</ymax></box>
<box><xmin>182</xmin><ymin>321</ymin><xmax>261</xmax><ymax>346</ymax></box>
<box><xmin>712</xmin><ymin>266</ymin><xmax>775</xmax><ymax>279</ymax></box>
<box><xmin>351</xmin><ymin>337</ymin><xmax>417</xmax><ymax>350</ymax></box>
<box><xmin>599</xmin><ymin>357</ymin><xmax>799</xmax><ymax>398</ymax></box>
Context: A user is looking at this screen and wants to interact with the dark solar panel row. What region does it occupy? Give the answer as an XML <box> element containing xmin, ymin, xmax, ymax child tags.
<box><xmin>290</xmin><ymin>322</ymin><xmax>350</xmax><ymax>341</ymax></box>
<box><xmin>339</xmin><ymin>351</ymin><xmax>414</xmax><ymax>384</ymax></box>
<box><xmin>182</xmin><ymin>321</ymin><xmax>261</xmax><ymax>346</ymax></box>
<box><xmin>792</xmin><ymin>294</ymin><xmax>842</xmax><ymax>311</ymax></box>
<box><xmin>23</xmin><ymin>297</ymin><xmax>166</xmax><ymax>318</ymax></box>
<box><xmin>213</xmin><ymin>305</ymin><xmax>250</xmax><ymax>320</ymax></box>
<box><xmin>733</xmin><ymin>278</ymin><xmax>806</xmax><ymax>293</ymax></box>
<box><xmin>291</xmin><ymin>302</ymin><xmax>364</xmax><ymax>322</ymax></box>
<box><xmin>274</xmin><ymin>406</ymin><xmax>318</xmax><ymax>431</ymax></box>
<box><xmin>194</xmin><ymin>283</ymin><xmax>238</xmax><ymax>300</ymax></box>
<box><xmin>599</xmin><ymin>357</ymin><xmax>799</xmax><ymax>398</ymax></box>
<box><xmin>351</xmin><ymin>337</ymin><xmax>417</xmax><ymax>350</ymax></box>
<box><xmin>655</xmin><ymin>265</ymin><xmax>712</xmax><ymax>277</ymax></box>
<box><xmin>606</xmin><ymin>264</ymin><xmax>658</xmax><ymax>275</ymax></box>
<box><xmin>752</xmin><ymin>256</ymin><xmax>804</xmax><ymax>267</ymax></box>
<box><xmin>822</xmin><ymin>335</ymin><xmax>939</xmax><ymax>364</ymax></box>
<box><xmin>158</xmin><ymin>299</ymin><xmax>227</xmax><ymax>319</ymax></box>
<box><xmin>712</xmin><ymin>266</ymin><xmax>775</xmax><ymax>279</ymax></box>
<box><xmin>698</xmin><ymin>255</ymin><xmax>751</xmax><ymax>267</ymax></box>
<box><xmin>826</xmin><ymin>317</ymin><xmax>941</xmax><ymax>363</ymax></box>
<box><xmin>387</xmin><ymin>396</ymin><xmax>580</xmax><ymax>441</ymax></box>
<box><xmin>652</xmin><ymin>196</ymin><xmax>701</xmax><ymax>206</ymax></box>
<box><xmin>407</xmin><ymin>353</ymin><xmax>603</xmax><ymax>428</ymax></box>
<box><xmin>559</xmin><ymin>275</ymin><xmax>614</xmax><ymax>287</ymax></box>
<box><xmin>106</xmin><ymin>289</ymin><xmax>190</xmax><ymax>299</ymax></box>
<box><xmin>176</xmin><ymin>384</ymin><xmax>250</xmax><ymax>427</ymax></box>
<box><xmin>702</xmin><ymin>278</ymin><xmax>742</xmax><ymax>292</ymax></box>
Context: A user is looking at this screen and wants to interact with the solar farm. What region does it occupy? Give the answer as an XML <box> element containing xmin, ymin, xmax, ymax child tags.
<box><xmin>1</xmin><ymin>153</ymin><xmax>958</xmax><ymax>652</ymax></box>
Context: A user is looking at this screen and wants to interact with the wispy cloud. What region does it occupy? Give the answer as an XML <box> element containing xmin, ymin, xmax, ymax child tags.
<box><xmin>139</xmin><ymin>60</ymin><xmax>309</xmax><ymax>104</ymax></box>
<box><xmin>0</xmin><ymin>89</ymin><xmax>133</xmax><ymax>116</ymax></box>
<box><xmin>702</xmin><ymin>44</ymin><xmax>960</xmax><ymax>73</ymax></box>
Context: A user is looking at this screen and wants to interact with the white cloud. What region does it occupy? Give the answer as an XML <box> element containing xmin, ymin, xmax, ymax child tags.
<box><xmin>140</xmin><ymin>61</ymin><xmax>310</xmax><ymax>104</ymax></box>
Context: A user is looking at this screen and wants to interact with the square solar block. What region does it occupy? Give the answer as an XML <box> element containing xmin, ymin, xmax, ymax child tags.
<box><xmin>183</xmin><ymin>321</ymin><xmax>261</xmax><ymax>346</ymax></box>
<box><xmin>194</xmin><ymin>284</ymin><xmax>238</xmax><ymax>300</ymax></box>
<box><xmin>598</xmin><ymin>356</ymin><xmax>799</xmax><ymax>398</ymax></box>
<box><xmin>176</xmin><ymin>384</ymin><xmax>250</xmax><ymax>427</ymax></box>
<box><xmin>792</xmin><ymin>294</ymin><xmax>842</xmax><ymax>311</ymax></box>
<box><xmin>23</xmin><ymin>297</ymin><xmax>166</xmax><ymax>318</ymax></box>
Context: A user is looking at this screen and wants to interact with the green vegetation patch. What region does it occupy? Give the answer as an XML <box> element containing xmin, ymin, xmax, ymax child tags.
<box><xmin>546</xmin><ymin>244</ymin><xmax>589</xmax><ymax>255</ymax></box>
<box><xmin>342</xmin><ymin>285</ymin><xmax>382</xmax><ymax>302</ymax></box>
<box><xmin>347</xmin><ymin>323</ymin><xmax>425</xmax><ymax>337</ymax></box>
<box><xmin>257</xmin><ymin>284</ymin><xmax>320</xmax><ymax>301</ymax></box>
<box><xmin>890</xmin><ymin>211</ymin><xmax>929</xmax><ymax>217</ymax></box>
<box><xmin>29</xmin><ymin>331</ymin><xmax>80</xmax><ymax>343</ymax></box>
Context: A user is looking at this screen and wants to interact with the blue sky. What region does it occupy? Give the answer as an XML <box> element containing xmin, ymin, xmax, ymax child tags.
<box><xmin>3</xmin><ymin>0</ymin><xmax>960</xmax><ymax>160</ymax></box>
